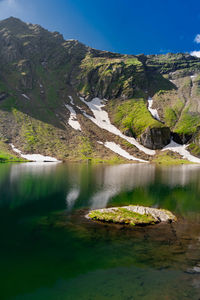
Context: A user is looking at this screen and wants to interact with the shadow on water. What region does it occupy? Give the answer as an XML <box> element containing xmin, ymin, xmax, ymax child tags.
<box><xmin>1</xmin><ymin>162</ymin><xmax>200</xmax><ymax>299</ymax></box>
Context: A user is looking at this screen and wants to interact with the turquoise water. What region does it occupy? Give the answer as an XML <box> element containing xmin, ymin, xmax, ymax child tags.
<box><xmin>1</xmin><ymin>162</ymin><xmax>200</xmax><ymax>299</ymax></box>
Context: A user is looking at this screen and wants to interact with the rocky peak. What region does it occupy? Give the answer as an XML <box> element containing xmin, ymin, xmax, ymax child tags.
<box><xmin>0</xmin><ymin>17</ymin><xmax>31</xmax><ymax>36</ymax></box>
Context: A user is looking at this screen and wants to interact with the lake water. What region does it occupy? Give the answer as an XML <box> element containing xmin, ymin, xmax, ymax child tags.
<box><xmin>1</xmin><ymin>162</ymin><xmax>200</xmax><ymax>300</ymax></box>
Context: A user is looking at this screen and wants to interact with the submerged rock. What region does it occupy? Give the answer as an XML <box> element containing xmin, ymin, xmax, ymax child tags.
<box><xmin>86</xmin><ymin>205</ymin><xmax>177</xmax><ymax>226</ymax></box>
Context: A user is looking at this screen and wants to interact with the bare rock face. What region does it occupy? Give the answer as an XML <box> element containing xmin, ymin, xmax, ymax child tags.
<box><xmin>139</xmin><ymin>127</ymin><xmax>171</xmax><ymax>149</ymax></box>
<box><xmin>172</xmin><ymin>132</ymin><xmax>192</xmax><ymax>145</ymax></box>
<box><xmin>123</xmin><ymin>206</ymin><xmax>176</xmax><ymax>223</ymax></box>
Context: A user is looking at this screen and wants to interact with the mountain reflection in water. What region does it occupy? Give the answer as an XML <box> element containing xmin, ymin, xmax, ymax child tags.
<box><xmin>1</xmin><ymin>162</ymin><xmax>200</xmax><ymax>299</ymax></box>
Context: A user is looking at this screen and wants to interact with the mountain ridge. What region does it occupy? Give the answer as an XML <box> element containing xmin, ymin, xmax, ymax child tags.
<box><xmin>0</xmin><ymin>17</ymin><xmax>200</xmax><ymax>163</ymax></box>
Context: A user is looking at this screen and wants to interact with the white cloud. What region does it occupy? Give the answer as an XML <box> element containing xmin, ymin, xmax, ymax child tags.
<box><xmin>194</xmin><ymin>34</ymin><xmax>200</xmax><ymax>44</ymax></box>
<box><xmin>190</xmin><ymin>51</ymin><xmax>200</xmax><ymax>58</ymax></box>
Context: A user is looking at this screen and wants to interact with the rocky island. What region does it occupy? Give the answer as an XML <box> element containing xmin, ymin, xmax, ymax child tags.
<box><xmin>87</xmin><ymin>205</ymin><xmax>177</xmax><ymax>226</ymax></box>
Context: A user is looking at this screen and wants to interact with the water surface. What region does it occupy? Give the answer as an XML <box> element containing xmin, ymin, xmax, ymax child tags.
<box><xmin>1</xmin><ymin>162</ymin><xmax>200</xmax><ymax>300</ymax></box>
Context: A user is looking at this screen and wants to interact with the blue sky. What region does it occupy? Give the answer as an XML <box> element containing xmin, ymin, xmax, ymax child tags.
<box><xmin>0</xmin><ymin>0</ymin><xmax>200</xmax><ymax>56</ymax></box>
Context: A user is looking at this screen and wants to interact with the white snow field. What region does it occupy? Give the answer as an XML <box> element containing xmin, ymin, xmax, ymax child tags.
<box><xmin>98</xmin><ymin>141</ymin><xmax>147</xmax><ymax>162</ymax></box>
<box><xmin>65</xmin><ymin>104</ymin><xmax>81</xmax><ymax>131</ymax></box>
<box><xmin>147</xmin><ymin>97</ymin><xmax>160</xmax><ymax>120</ymax></box>
<box><xmin>10</xmin><ymin>144</ymin><xmax>59</xmax><ymax>162</ymax></box>
<box><xmin>162</xmin><ymin>140</ymin><xmax>200</xmax><ymax>163</ymax></box>
<box><xmin>80</xmin><ymin>97</ymin><xmax>155</xmax><ymax>156</ymax></box>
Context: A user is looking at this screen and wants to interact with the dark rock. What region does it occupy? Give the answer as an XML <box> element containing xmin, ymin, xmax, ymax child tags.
<box><xmin>0</xmin><ymin>92</ymin><xmax>8</xmax><ymax>101</ymax></box>
<box><xmin>123</xmin><ymin>128</ymin><xmax>134</xmax><ymax>137</ymax></box>
<box><xmin>139</xmin><ymin>127</ymin><xmax>171</xmax><ymax>149</ymax></box>
<box><xmin>172</xmin><ymin>132</ymin><xmax>192</xmax><ymax>145</ymax></box>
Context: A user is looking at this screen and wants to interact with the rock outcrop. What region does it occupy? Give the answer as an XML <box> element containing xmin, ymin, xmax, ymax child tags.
<box><xmin>172</xmin><ymin>132</ymin><xmax>192</xmax><ymax>145</ymax></box>
<box><xmin>87</xmin><ymin>205</ymin><xmax>177</xmax><ymax>226</ymax></box>
<box><xmin>139</xmin><ymin>127</ymin><xmax>171</xmax><ymax>149</ymax></box>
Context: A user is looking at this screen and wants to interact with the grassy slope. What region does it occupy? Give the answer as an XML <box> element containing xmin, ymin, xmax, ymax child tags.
<box><xmin>0</xmin><ymin>141</ymin><xmax>25</xmax><ymax>162</ymax></box>
<box><xmin>107</xmin><ymin>98</ymin><xmax>163</xmax><ymax>137</ymax></box>
<box><xmin>152</xmin><ymin>151</ymin><xmax>191</xmax><ymax>165</ymax></box>
<box><xmin>0</xmin><ymin>80</ymin><xmax>129</xmax><ymax>163</ymax></box>
<box><xmin>77</xmin><ymin>54</ymin><xmax>146</xmax><ymax>99</ymax></box>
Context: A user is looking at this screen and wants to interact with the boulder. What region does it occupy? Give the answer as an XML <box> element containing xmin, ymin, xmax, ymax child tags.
<box><xmin>139</xmin><ymin>127</ymin><xmax>171</xmax><ymax>149</ymax></box>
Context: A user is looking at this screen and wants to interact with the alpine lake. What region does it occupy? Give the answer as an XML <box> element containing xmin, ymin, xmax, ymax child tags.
<box><xmin>1</xmin><ymin>162</ymin><xmax>200</xmax><ymax>300</ymax></box>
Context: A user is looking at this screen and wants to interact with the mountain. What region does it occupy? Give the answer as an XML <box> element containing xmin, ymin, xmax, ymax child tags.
<box><xmin>1</xmin><ymin>17</ymin><xmax>200</xmax><ymax>163</ymax></box>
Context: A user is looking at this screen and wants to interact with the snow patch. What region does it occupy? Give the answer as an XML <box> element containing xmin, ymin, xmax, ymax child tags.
<box><xmin>68</xmin><ymin>95</ymin><xmax>74</xmax><ymax>105</ymax></box>
<box><xmin>80</xmin><ymin>97</ymin><xmax>155</xmax><ymax>156</ymax></box>
<box><xmin>98</xmin><ymin>141</ymin><xmax>147</xmax><ymax>162</ymax></box>
<box><xmin>65</xmin><ymin>104</ymin><xmax>81</xmax><ymax>131</ymax></box>
<box><xmin>10</xmin><ymin>144</ymin><xmax>59</xmax><ymax>162</ymax></box>
<box><xmin>22</xmin><ymin>94</ymin><xmax>30</xmax><ymax>100</ymax></box>
<box><xmin>147</xmin><ymin>97</ymin><xmax>160</xmax><ymax>121</ymax></box>
<box><xmin>162</xmin><ymin>140</ymin><xmax>200</xmax><ymax>163</ymax></box>
<box><xmin>190</xmin><ymin>51</ymin><xmax>200</xmax><ymax>58</ymax></box>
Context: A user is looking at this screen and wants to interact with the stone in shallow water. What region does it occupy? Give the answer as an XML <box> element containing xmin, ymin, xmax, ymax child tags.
<box><xmin>86</xmin><ymin>205</ymin><xmax>177</xmax><ymax>226</ymax></box>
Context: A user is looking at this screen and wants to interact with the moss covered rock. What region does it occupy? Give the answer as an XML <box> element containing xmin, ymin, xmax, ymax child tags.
<box><xmin>87</xmin><ymin>205</ymin><xmax>177</xmax><ymax>226</ymax></box>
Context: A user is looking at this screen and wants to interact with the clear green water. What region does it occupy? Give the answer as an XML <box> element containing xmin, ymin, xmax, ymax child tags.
<box><xmin>1</xmin><ymin>162</ymin><xmax>200</xmax><ymax>300</ymax></box>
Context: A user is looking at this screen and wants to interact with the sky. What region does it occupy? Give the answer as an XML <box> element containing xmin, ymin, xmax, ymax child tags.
<box><xmin>0</xmin><ymin>0</ymin><xmax>200</xmax><ymax>56</ymax></box>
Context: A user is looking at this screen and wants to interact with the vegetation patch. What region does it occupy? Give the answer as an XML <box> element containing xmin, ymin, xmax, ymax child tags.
<box><xmin>108</xmin><ymin>99</ymin><xmax>163</xmax><ymax>137</ymax></box>
<box><xmin>174</xmin><ymin>109</ymin><xmax>200</xmax><ymax>135</ymax></box>
<box><xmin>188</xmin><ymin>143</ymin><xmax>200</xmax><ymax>158</ymax></box>
<box><xmin>88</xmin><ymin>207</ymin><xmax>157</xmax><ymax>226</ymax></box>
<box><xmin>164</xmin><ymin>108</ymin><xmax>177</xmax><ymax>127</ymax></box>
<box><xmin>77</xmin><ymin>54</ymin><xmax>146</xmax><ymax>99</ymax></box>
<box><xmin>0</xmin><ymin>141</ymin><xmax>25</xmax><ymax>163</ymax></box>
<box><xmin>152</xmin><ymin>151</ymin><xmax>191</xmax><ymax>165</ymax></box>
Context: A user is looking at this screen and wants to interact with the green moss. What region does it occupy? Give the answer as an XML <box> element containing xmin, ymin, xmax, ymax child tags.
<box><xmin>173</xmin><ymin>98</ymin><xmax>184</xmax><ymax>115</ymax></box>
<box><xmin>78</xmin><ymin>137</ymin><xmax>93</xmax><ymax>159</ymax></box>
<box><xmin>110</xmin><ymin>99</ymin><xmax>163</xmax><ymax>137</ymax></box>
<box><xmin>0</xmin><ymin>141</ymin><xmax>25</xmax><ymax>163</ymax></box>
<box><xmin>164</xmin><ymin>108</ymin><xmax>177</xmax><ymax>127</ymax></box>
<box><xmin>152</xmin><ymin>151</ymin><xmax>191</xmax><ymax>165</ymax></box>
<box><xmin>88</xmin><ymin>207</ymin><xmax>157</xmax><ymax>226</ymax></box>
<box><xmin>188</xmin><ymin>143</ymin><xmax>200</xmax><ymax>157</ymax></box>
<box><xmin>124</xmin><ymin>58</ymin><xmax>142</xmax><ymax>66</ymax></box>
<box><xmin>174</xmin><ymin>109</ymin><xmax>200</xmax><ymax>134</ymax></box>
<box><xmin>12</xmin><ymin>108</ymin><xmax>69</xmax><ymax>156</ymax></box>
<box><xmin>157</xmin><ymin>90</ymin><xmax>168</xmax><ymax>96</ymax></box>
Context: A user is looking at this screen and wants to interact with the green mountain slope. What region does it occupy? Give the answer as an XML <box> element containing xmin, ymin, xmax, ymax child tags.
<box><xmin>0</xmin><ymin>17</ymin><xmax>200</xmax><ymax>162</ymax></box>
